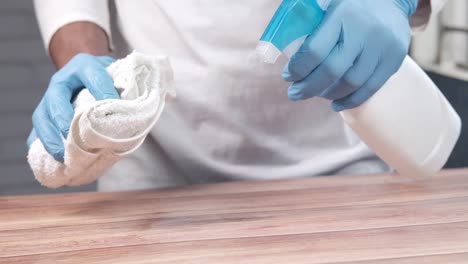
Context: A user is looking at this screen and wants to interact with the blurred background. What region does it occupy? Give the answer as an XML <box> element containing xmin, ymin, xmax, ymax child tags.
<box><xmin>0</xmin><ymin>0</ymin><xmax>467</xmax><ymax>195</ymax></box>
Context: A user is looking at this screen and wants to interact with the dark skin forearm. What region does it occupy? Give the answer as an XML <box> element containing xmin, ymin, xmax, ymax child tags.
<box><xmin>49</xmin><ymin>22</ymin><xmax>111</xmax><ymax>69</ymax></box>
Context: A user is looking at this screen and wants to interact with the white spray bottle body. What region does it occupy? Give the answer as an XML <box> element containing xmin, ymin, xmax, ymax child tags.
<box><xmin>340</xmin><ymin>56</ymin><xmax>461</xmax><ymax>177</ymax></box>
<box><xmin>256</xmin><ymin>0</ymin><xmax>461</xmax><ymax>177</ymax></box>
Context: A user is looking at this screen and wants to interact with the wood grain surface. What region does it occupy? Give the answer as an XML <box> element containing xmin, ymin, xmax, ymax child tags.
<box><xmin>1</xmin><ymin>169</ymin><xmax>468</xmax><ymax>263</ymax></box>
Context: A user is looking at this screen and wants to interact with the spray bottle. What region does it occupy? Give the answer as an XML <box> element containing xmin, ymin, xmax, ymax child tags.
<box><xmin>256</xmin><ymin>0</ymin><xmax>461</xmax><ymax>177</ymax></box>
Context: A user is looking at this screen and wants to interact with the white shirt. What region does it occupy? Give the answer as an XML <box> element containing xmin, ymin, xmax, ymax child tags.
<box><xmin>34</xmin><ymin>0</ymin><xmax>444</xmax><ymax>191</ymax></box>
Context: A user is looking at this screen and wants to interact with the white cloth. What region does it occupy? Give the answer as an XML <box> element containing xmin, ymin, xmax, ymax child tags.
<box><xmin>28</xmin><ymin>52</ymin><xmax>175</xmax><ymax>188</ymax></box>
<box><xmin>33</xmin><ymin>0</ymin><xmax>444</xmax><ymax>191</ymax></box>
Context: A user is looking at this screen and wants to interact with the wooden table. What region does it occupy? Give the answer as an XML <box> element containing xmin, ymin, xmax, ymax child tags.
<box><xmin>1</xmin><ymin>169</ymin><xmax>468</xmax><ymax>263</ymax></box>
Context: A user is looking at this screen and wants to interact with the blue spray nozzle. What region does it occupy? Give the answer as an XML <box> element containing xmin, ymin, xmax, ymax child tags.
<box><xmin>256</xmin><ymin>0</ymin><xmax>331</xmax><ymax>64</ymax></box>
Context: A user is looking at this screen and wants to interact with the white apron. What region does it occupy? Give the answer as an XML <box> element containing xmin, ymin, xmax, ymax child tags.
<box><xmin>34</xmin><ymin>0</ymin><xmax>443</xmax><ymax>191</ymax></box>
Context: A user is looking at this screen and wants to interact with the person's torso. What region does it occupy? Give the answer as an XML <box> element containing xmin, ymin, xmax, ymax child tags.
<box><xmin>108</xmin><ymin>0</ymin><xmax>378</xmax><ymax>183</ymax></box>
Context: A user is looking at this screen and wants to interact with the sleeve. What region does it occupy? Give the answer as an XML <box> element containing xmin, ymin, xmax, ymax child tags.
<box><xmin>33</xmin><ymin>0</ymin><xmax>112</xmax><ymax>52</ymax></box>
<box><xmin>410</xmin><ymin>0</ymin><xmax>447</xmax><ymax>32</ymax></box>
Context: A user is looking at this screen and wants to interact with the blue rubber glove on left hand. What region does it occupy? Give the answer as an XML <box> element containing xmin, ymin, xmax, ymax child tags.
<box><xmin>27</xmin><ymin>54</ymin><xmax>119</xmax><ymax>161</ymax></box>
<box><xmin>283</xmin><ymin>0</ymin><xmax>418</xmax><ymax>111</ymax></box>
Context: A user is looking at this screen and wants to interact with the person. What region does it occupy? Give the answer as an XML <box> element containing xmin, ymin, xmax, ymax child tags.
<box><xmin>30</xmin><ymin>0</ymin><xmax>445</xmax><ymax>191</ymax></box>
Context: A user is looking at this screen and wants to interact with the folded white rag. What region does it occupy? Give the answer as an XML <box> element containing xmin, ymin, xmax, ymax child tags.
<box><xmin>28</xmin><ymin>51</ymin><xmax>175</xmax><ymax>188</ymax></box>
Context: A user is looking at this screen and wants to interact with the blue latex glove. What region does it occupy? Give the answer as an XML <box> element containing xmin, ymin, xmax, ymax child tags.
<box><xmin>27</xmin><ymin>54</ymin><xmax>119</xmax><ymax>161</ymax></box>
<box><xmin>282</xmin><ymin>0</ymin><xmax>418</xmax><ymax>111</ymax></box>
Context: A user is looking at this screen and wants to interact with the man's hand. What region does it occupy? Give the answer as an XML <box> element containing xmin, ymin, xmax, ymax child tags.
<box><xmin>28</xmin><ymin>54</ymin><xmax>118</xmax><ymax>161</ymax></box>
<box><xmin>282</xmin><ymin>0</ymin><xmax>418</xmax><ymax>111</ymax></box>
<box><xmin>28</xmin><ymin>22</ymin><xmax>117</xmax><ymax>161</ymax></box>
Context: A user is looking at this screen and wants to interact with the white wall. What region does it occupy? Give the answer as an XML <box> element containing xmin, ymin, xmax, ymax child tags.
<box><xmin>411</xmin><ymin>0</ymin><xmax>468</xmax><ymax>80</ymax></box>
